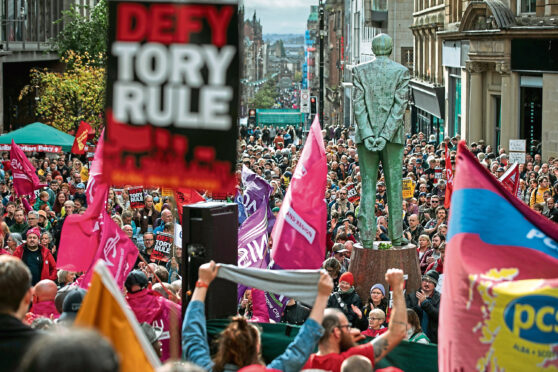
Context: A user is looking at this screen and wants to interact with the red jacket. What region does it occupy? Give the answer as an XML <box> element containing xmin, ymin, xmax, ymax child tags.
<box><xmin>12</xmin><ymin>244</ymin><xmax>57</xmax><ymax>282</ymax></box>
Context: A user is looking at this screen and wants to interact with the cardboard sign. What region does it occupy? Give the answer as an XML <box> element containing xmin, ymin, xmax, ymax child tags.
<box><xmin>508</xmin><ymin>139</ymin><xmax>526</xmax><ymax>152</ymax></box>
<box><xmin>434</xmin><ymin>167</ymin><xmax>443</xmax><ymax>184</ymax></box>
<box><xmin>402</xmin><ymin>178</ymin><xmax>416</xmax><ymax>199</ymax></box>
<box><xmin>103</xmin><ymin>1</ymin><xmax>239</xmax><ymax>193</ymax></box>
<box><xmin>346</xmin><ymin>183</ymin><xmax>360</xmax><ymax>203</ymax></box>
<box><xmin>129</xmin><ymin>187</ymin><xmax>144</xmax><ymax>209</ymax></box>
<box><xmin>150</xmin><ymin>232</ymin><xmax>173</xmax><ymax>262</ymax></box>
<box><xmin>508</xmin><ymin>152</ymin><xmax>526</xmax><ymax>164</ymax></box>
<box><xmin>161</xmin><ymin>187</ymin><xmax>173</xmax><ymax>197</ymax></box>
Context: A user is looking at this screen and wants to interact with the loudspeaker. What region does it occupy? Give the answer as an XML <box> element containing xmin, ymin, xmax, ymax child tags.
<box><xmin>181</xmin><ymin>202</ymin><xmax>238</xmax><ymax>320</ymax></box>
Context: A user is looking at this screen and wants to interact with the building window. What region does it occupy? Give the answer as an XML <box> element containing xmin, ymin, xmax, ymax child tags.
<box><xmin>401</xmin><ymin>47</ymin><xmax>414</xmax><ymax>74</ymax></box>
<box><xmin>520</xmin><ymin>0</ymin><xmax>536</xmax><ymax>13</ymax></box>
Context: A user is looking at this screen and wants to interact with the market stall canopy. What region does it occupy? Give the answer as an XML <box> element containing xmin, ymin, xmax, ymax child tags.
<box><xmin>0</xmin><ymin>122</ymin><xmax>75</xmax><ymax>153</ymax></box>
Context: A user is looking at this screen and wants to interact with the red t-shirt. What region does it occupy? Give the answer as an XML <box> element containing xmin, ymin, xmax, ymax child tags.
<box><xmin>302</xmin><ymin>343</ymin><xmax>375</xmax><ymax>372</ymax></box>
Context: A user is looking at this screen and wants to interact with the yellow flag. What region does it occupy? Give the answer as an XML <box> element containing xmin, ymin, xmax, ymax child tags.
<box><xmin>75</xmin><ymin>260</ymin><xmax>160</xmax><ymax>371</ymax></box>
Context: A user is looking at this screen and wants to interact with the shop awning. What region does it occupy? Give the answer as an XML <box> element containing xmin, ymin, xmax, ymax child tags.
<box><xmin>0</xmin><ymin>122</ymin><xmax>75</xmax><ymax>152</ymax></box>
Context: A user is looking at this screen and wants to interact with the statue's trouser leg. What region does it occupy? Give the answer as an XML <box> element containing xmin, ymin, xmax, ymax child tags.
<box><xmin>357</xmin><ymin>144</ymin><xmax>380</xmax><ymax>248</ymax></box>
<box><xmin>382</xmin><ymin>142</ymin><xmax>405</xmax><ymax>245</ymax></box>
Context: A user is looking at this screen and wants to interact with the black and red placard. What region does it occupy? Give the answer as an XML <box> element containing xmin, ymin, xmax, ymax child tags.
<box><xmin>129</xmin><ymin>187</ymin><xmax>145</xmax><ymax>209</ymax></box>
<box><xmin>103</xmin><ymin>1</ymin><xmax>239</xmax><ymax>192</ymax></box>
<box><xmin>150</xmin><ymin>232</ymin><xmax>174</xmax><ymax>262</ymax></box>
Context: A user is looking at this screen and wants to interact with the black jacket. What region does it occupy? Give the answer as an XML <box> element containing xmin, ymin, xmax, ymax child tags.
<box><xmin>406</xmin><ymin>290</ymin><xmax>441</xmax><ymax>343</ymax></box>
<box><xmin>281</xmin><ymin>302</ymin><xmax>310</xmax><ymax>325</ymax></box>
<box><xmin>0</xmin><ymin>314</ymin><xmax>38</xmax><ymax>371</ymax></box>
<box><xmin>327</xmin><ymin>290</ymin><xmax>363</xmax><ymax>326</ymax></box>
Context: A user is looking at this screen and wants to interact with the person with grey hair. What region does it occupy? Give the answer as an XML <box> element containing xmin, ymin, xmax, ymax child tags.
<box><xmin>6</xmin><ymin>232</ymin><xmax>23</xmax><ymax>254</ymax></box>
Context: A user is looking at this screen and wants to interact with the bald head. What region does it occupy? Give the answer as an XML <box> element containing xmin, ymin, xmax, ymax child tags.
<box><xmin>341</xmin><ymin>355</ymin><xmax>373</xmax><ymax>372</ymax></box>
<box><xmin>34</xmin><ymin>279</ymin><xmax>58</xmax><ymax>302</ymax></box>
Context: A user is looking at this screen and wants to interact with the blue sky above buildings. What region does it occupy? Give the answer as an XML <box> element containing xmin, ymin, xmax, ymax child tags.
<box><xmin>244</xmin><ymin>0</ymin><xmax>315</xmax><ymax>35</ymax></box>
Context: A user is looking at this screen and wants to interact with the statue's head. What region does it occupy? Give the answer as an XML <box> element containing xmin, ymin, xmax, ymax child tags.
<box><xmin>372</xmin><ymin>33</ymin><xmax>393</xmax><ymax>56</ymax></box>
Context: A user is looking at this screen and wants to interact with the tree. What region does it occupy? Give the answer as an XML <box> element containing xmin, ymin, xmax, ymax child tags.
<box><xmin>249</xmin><ymin>78</ymin><xmax>279</xmax><ymax>109</ymax></box>
<box><xmin>53</xmin><ymin>0</ymin><xmax>108</xmax><ymax>65</ymax></box>
<box><xmin>19</xmin><ymin>51</ymin><xmax>105</xmax><ymax>135</ymax></box>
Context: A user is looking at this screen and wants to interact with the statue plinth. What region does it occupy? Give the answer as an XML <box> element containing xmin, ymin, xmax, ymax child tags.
<box><xmin>348</xmin><ymin>243</ymin><xmax>421</xmax><ymax>303</ymax></box>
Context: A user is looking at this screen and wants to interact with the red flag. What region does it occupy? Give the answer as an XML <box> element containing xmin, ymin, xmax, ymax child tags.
<box><xmin>10</xmin><ymin>140</ymin><xmax>44</xmax><ymax>197</ymax></box>
<box><xmin>499</xmin><ymin>162</ymin><xmax>520</xmax><ymax>197</ymax></box>
<box><xmin>444</xmin><ymin>143</ymin><xmax>453</xmax><ymax>209</ymax></box>
<box><xmin>271</xmin><ymin>115</ymin><xmax>327</xmax><ymax>270</ymax></box>
<box><xmin>71</xmin><ymin>121</ymin><xmax>93</xmax><ymax>154</ymax></box>
<box><xmin>439</xmin><ymin>141</ymin><xmax>558</xmax><ymax>371</ymax></box>
<box><xmin>174</xmin><ymin>187</ymin><xmax>205</xmax><ymax>223</ymax></box>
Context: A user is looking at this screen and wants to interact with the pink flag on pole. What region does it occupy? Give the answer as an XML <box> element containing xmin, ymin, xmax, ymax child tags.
<box><xmin>10</xmin><ymin>139</ymin><xmax>44</xmax><ymax>196</ymax></box>
<box><xmin>271</xmin><ymin>116</ymin><xmax>327</xmax><ymax>269</ymax></box>
<box><xmin>57</xmin><ymin>136</ymin><xmax>109</xmax><ymax>273</ymax></box>
<box><xmin>78</xmin><ymin>211</ymin><xmax>138</xmax><ymax>289</ymax></box>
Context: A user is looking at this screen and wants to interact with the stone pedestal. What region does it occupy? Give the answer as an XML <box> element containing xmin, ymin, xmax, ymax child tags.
<box><xmin>348</xmin><ymin>243</ymin><xmax>421</xmax><ymax>304</ymax></box>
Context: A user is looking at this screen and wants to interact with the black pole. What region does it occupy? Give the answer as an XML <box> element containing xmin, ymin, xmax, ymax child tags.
<box><xmin>319</xmin><ymin>0</ymin><xmax>324</xmax><ymax>128</ymax></box>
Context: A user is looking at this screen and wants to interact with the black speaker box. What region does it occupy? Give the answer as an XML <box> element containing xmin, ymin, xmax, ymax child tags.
<box><xmin>181</xmin><ymin>202</ymin><xmax>238</xmax><ymax>320</ymax></box>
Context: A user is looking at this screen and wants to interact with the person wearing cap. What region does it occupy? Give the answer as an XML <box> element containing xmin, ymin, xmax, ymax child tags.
<box><xmin>125</xmin><ymin>269</ymin><xmax>181</xmax><ymax>362</ymax></box>
<box><xmin>57</xmin><ymin>288</ymin><xmax>87</xmax><ymax>325</ymax></box>
<box><xmin>405</xmin><ymin>269</ymin><xmax>441</xmax><ymax>343</ymax></box>
<box><xmin>72</xmin><ymin>182</ymin><xmax>88</xmax><ymax>208</ymax></box>
<box><xmin>356</xmin><ymin>283</ymin><xmax>391</xmax><ymax>331</ymax></box>
<box><xmin>332</xmin><ymin>243</ymin><xmax>350</xmax><ymax>272</ymax></box>
<box><xmin>12</xmin><ymin>227</ymin><xmax>57</xmax><ymax>285</ymax></box>
<box><xmin>327</xmin><ymin>272</ymin><xmax>364</xmax><ymax>326</ymax></box>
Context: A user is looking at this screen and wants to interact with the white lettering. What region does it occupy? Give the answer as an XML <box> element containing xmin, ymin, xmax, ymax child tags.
<box><xmin>284</xmin><ymin>207</ymin><xmax>316</xmax><ymax>244</ymax></box>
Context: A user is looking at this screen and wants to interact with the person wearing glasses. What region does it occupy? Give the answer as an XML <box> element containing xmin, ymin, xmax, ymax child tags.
<box><xmin>361</xmin><ymin>309</ymin><xmax>388</xmax><ymax>338</ymax></box>
<box><xmin>331</xmin><ymin>187</ymin><xmax>355</xmax><ymax>217</ymax></box>
<box><xmin>303</xmin><ymin>268</ymin><xmax>407</xmax><ymax>371</ymax></box>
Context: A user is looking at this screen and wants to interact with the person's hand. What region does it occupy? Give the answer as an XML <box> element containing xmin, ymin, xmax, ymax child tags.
<box><xmin>385</xmin><ymin>268</ymin><xmax>405</xmax><ymax>292</ymax></box>
<box><xmin>351</xmin><ymin>304</ymin><xmax>363</xmax><ymax>319</ymax></box>
<box><xmin>374</xmin><ymin>137</ymin><xmax>387</xmax><ymax>151</ymax></box>
<box><xmin>318</xmin><ymin>270</ymin><xmax>334</xmax><ymax>296</ymax></box>
<box><xmin>52</xmin><ymin>245</ymin><xmax>57</xmax><ymax>254</ymax></box>
<box><xmin>350</xmin><ymin>328</ymin><xmax>365</xmax><ymax>343</ymax></box>
<box><xmin>138</xmin><ymin>261</ymin><xmax>146</xmax><ymax>270</ymax></box>
<box><xmin>241</xmin><ymin>298</ymin><xmax>250</xmax><ymax>309</ymax></box>
<box><xmin>198</xmin><ymin>260</ymin><xmax>219</xmax><ymax>285</ymax></box>
<box><xmin>416</xmin><ymin>290</ymin><xmax>426</xmax><ymax>305</ymax></box>
<box><xmin>364</xmin><ymin>137</ymin><xmax>376</xmax><ymax>152</ymax></box>
<box><xmin>426</xmin><ymin>256</ymin><xmax>435</xmax><ymax>264</ymax></box>
<box><xmin>329</xmin><ymin>218</ymin><xmax>337</xmax><ymax>232</ymax></box>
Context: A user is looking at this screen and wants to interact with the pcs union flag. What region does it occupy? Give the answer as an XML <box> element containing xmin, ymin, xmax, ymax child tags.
<box><xmin>439</xmin><ymin>141</ymin><xmax>558</xmax><ymax>372</ymax></box>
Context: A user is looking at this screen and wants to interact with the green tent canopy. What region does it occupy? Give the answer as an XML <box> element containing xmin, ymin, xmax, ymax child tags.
<box><xmin>0</xmin><ymin>122</ymin><xmax>75</xmax><ymax>152</ymax></box>
<box><xmin>256</xmin><ymin>109</ymin><xmax>304</xmax><ymax>128</ymax></box>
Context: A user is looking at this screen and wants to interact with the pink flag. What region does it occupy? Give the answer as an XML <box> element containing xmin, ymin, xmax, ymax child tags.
<box><xmin>57</xmin><ymin>137</ymin><xmax>109</xmax><ymax>273</ymax></box>
<box><xmin>78</xmin><ymin>211</ymin><xmax>138</xmax><ymax>289</ymax></box>
<box><xmin>86</xmin><ymin>130</ymin><xmax>105</xmax><ymax>206</ymax></box>
<box><xmin>271</xmin><ymin>116</ymin><xmax>327</xmax><ymax>269</ymax></box>
<box><xmin>10</xmin><ymin>139</ymin><xmax>44</xmax><ymax>196</ymax></box>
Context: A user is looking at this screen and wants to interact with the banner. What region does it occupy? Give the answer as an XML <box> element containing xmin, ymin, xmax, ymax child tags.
<box><xmin>439</xmin><ymin>141</ymin><xmax>558</xmax><ymax>372</ymax></box>
<box><xmin>151</xmin><ymin>232</ymin><xmax>173</xmax><ymax>262</ymax></box>
<box><xmin>75</xmin><ymin>260</ymin><xmax>160</xmax><ymax>371</ymax></box>
<box><xmin>238</xmin><ymin>206</ymin><xmax>269</xmax><ymax>269</ymax></box>
<box><xmin>402</xmin><ymin>178</ymin><xmax>415</xmax><ymax>199</ymax></box>
<box><xmin>271</xmin><ymin>115</ymin><xmax>327</xmax><ymax>270</ymax></box>
<box><xmin>129</xmin><ymin>187</ymin><xmax>145</xmax><ymax>209</ymax></box>
<box><xmin>0</xmin><ymin>144</ymin><xmax>62</xmax><ymax>153</ymax></box>
<box><xmin>103</xmin><ymin>1</ymin><xmax>239</xmax><ymax>193</ymax></box>
<box><xmin>86</xmin><ymin>130</ymin><xmax>105</xmax><ymax>206</ymax></box>
<box><xmin>346</xmin><ymin>183</ymin><xmax>360</xmax><ymax>203</ymax></box>
<box><xmin>174</xmin><ymin>187</ymin><xmax>205</xmax><ymax>223</ymax></box>
<box><xmin>499</xmin><ymin>162</ymin><xmax>520</xmax><ymax>198</ymax></box>
<box><xmin>71</xmin><ymin>121</ymin><xmax>93</xmax><ymax>154</ymax></box>
<box><xmin>10</xmin><ymin>140</ymin><xmax>45</xmax><ymax>197</ymax></box>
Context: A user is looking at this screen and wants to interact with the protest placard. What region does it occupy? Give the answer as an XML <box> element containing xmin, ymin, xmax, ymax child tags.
<box><xmin>129</xmin><ymin>187</ymin><xmax>144</xmax><ymax>209</ymax></box>
<box><xmin>150</xmin><ymin>233</ymin><xmax>173</xmax><ymax>262</ymax></box>
<box><xmin>346</xmin><ymin>183</ymin><xmax>360</xmax><ymax>203</ymax></box>
<box><xmin>402</xmin><ymin>178</ymin><xmax>415</xmax><ymax>199</ymax></box>
<box><xmin>103</xmin><ymin>0</ymin><xmax>239</xmax><ymax>193</ymax></box>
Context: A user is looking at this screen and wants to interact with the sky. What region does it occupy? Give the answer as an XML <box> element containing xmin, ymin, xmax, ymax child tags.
<box><xmin>243</xmin><ymin>0</ymin><xmax>317</xmax><ymax>35</ymax></box>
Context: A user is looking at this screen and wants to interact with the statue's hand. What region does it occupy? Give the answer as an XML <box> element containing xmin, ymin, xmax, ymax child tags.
<box><xmin>364</xmin><ymin>137</ymin><xmax>377</xmax><ymax>152</ymax></box>
<box><xmin>374</xmin><ymin>137</ymin><xmax>387</xmax><ymax>151</ymax></box>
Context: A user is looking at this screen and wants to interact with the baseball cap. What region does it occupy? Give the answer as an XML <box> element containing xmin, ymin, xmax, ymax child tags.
<box><xmin>58</xmin><ymin>288</ymin><xmax>87</xmax><ymax>323</ymax></box>
<box><xmin>76</xmin><ymin>183</ymin><xmax>85</xmax><ymax>189</ymax></box>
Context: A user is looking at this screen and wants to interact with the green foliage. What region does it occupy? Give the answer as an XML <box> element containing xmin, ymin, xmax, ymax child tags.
<box><xmin>294</xmin><ymin>71</ymin><xmax>303</xmax><ymax>83</ymax></box>
<box><xmin>53</xmin><ymin>0</ymin><xmax>108</xmax><ymax>65</ymax></box>
<box><xmin>249</xmin><ymin>78</ymin><xmax>279</xmax><ymax>109</ymax></box>
<box><xmin>378</xmin><ymin>242</ymin><xmax>393</xmax><ymax>250</ymax></box>
<box><xmin>19</xmin><ymin>51</ymin><xmax>105</xmax><ymax>136</ymax></box>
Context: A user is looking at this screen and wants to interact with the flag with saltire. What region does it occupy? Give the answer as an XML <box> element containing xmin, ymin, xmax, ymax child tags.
<box><xmin>75</xmin><ymin>260</ymin><xmax>161</xmax><ymax>371</ymax></box>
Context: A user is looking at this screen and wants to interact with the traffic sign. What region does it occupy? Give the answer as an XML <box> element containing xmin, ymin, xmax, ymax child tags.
<box><xmin>300</xmin><ymin>89</ymin><xmax>310</xmax><ymax>113</ymax></box>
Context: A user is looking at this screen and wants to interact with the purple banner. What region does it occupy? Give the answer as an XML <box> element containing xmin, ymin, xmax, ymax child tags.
<box><xmin>241</xmin><ymin>165</ymin><xmax>275</xmax><ymax>231</ymax></box>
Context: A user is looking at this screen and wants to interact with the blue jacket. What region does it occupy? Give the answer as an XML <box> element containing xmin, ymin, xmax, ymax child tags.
<box><xmin>183</xmin><ymin>300</ymin><xmax>323</xmax><ymax>372</ymax></box>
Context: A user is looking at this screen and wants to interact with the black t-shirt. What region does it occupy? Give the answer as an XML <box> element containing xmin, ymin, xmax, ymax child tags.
<box><xmin>22</xmin><ymin>247</ymin><xmax>42</xmax><ymax>285</ymax></box>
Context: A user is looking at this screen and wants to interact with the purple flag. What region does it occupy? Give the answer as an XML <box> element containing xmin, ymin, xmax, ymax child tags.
<box><xmin>241</xmin><ymin>165</ymin><xmax>275</xmax><ymax>231</ymax></box>
<box><xmin>237</xmin><ymin>205</ymin><xmax>269</xmax><ymax>303</ymax></box>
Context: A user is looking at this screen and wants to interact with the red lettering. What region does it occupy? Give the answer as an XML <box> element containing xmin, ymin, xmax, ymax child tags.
<box><xmin>175</xmin><ymin>5</ymin><xmax>205</xmax><ymax>43</ymax></box>
<box><xmin>149</xmin><ymin>4</ymin><xmax>175</xmax><ymax>43</ymax></box>
<box><xmin>205</xmin><ymin>6</ymin><xmax>233</xmax><ymax>47</ymax></box>
<box><xmin>116</xmin><ymin>3</ymin><xmax>148</xmax><ymax>41</ymax></box>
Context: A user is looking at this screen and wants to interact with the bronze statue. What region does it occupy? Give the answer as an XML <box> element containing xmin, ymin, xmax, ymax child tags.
<box><xmin>352</xmin><ymin>33</ymin><xmax>410</xmax><ymax>248</ymax></box>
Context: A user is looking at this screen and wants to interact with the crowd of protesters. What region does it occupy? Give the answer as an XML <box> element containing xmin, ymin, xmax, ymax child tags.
<box><xmin>0</xmin><ymin>121</ymin><xmax>556</xmax><ymax>371</ymax></box>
